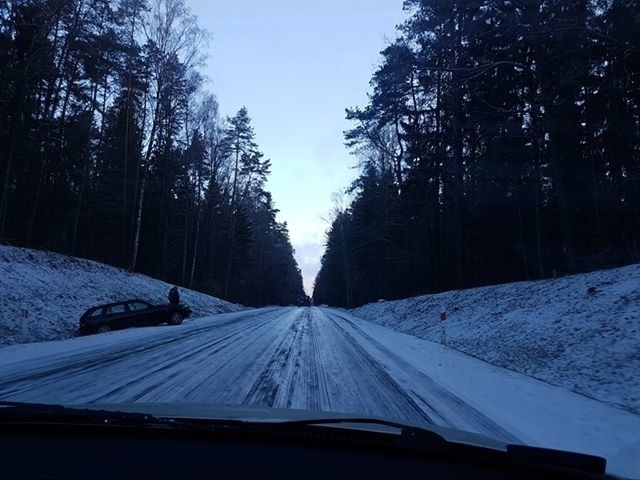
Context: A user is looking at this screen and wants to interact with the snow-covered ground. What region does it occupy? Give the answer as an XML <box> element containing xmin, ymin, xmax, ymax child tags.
<box><xmin>1</xmin><ymin>246</ymin><xmax>638</xmax><ymax>477</ymax></box>
<box><xmin>0</xmin><ymin>245</ymin><xmax>242</xmax><ymax>346</ymax></box>
<box><xmin>351</xmin><ymin>264</ymin><xmax>640</xmax><ymax>413</ymax></box>
<box><xmin>0</xmin><ymin>307</ymin><xmax>637</xmax><ymax>478</ymax></box>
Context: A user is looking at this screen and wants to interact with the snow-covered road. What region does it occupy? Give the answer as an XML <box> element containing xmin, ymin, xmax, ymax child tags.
<box><xmin>0</xmin><ymin>307</ymin><xmax>638</xmax><ymax>477</ymax></box>
<box><xmin>0</xmin><ymin>307</ymin><xmax>512</xmax><ymax>441</ymax></box>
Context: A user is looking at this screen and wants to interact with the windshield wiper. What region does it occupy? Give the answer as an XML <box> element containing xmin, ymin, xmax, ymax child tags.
<box><xmin>263</xmin><ymin>417</ymin><xmax>607</xmax><ymax>476</ymax></box>
<box><xmin>274</xmin><ymin>416</ymin><xmax>415</xmax><ymax>432</ymax></box>
<box><xmin>0</xmin><ymin>404</ymin><xmax>607</xmax><ymax>476</ymax></box>
<box><xmin>0</xmin><ymin>401</ymin><xmax>156</xmax><ymax>426</ymax></box>
<box><xmin>0</xmin><ymin>402</ymin><xmax>268</xmax><ymax>432</ymax></box>
<box><xmin>504</xmin><ymin>444</ymin><xmax>607</xmax><ymax>477</ymax></box>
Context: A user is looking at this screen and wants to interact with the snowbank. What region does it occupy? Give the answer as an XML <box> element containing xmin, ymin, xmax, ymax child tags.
<box><xmin>351</xmin><ymin>265</ymin><xmax>640</xmax><ymax>412</ymax></box>
<box><xmin>0</xmin><ymin>245</ymin><xmax>243</xmax><ymax>346</ymax></box>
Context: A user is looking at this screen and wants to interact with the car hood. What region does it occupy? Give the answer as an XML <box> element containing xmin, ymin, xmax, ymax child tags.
<box><xmin>78</xmin><ymin>402</ymin><xmax>508</xmax><ymax>451</ymax></box>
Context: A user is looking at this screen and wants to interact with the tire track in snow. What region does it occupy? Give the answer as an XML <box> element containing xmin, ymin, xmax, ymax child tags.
<box><xmin>313</xmin><ymin>309</ymin><xmax>434</xmax><ymax>425</ymax></box>
<box><xmin>89</xmin><ymin>314</ymin><xmax>279</xmax><ymax>403</ymax></box>
<box><xmin>242</xmin><ymin>308</ymin><xmax>308</xmax><ymax>406</ymax></box>
<box><xmin>323</xmin><ymin>309</ymin><xmax>519</xmax><ymax>442</ymax></box>
<box><xmin>175</xmin><ymin>308</ymin><xmax>304</xmax><ymax>404</ymax></box>
<box><xmin>0</xmin><ymin>306</ymin><xmax>518</xmax><ymax>445</ymax></box>
<box><xmin>0</xmin><ymin>309</ymin><xmax>280</xmax><ymax>402</ymax></box>
<box><xmin>304</xmin><ymin>310</ymin><xmax>332</xmax><ymax>410</ymax></box>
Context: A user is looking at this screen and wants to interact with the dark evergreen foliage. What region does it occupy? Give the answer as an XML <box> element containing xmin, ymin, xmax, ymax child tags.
<box><xmin>0</xmin><ymin>0</ymin><xmax>305</xmax><ymax>307</ymax></box>
<box><xmin>314</xmin><ymin>0</ymin><xmax>640</xmax><ymax>307</ymax></box>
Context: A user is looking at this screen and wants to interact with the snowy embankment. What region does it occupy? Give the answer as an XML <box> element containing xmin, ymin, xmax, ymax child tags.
<box><xmin>0</xmin><ymin>245</ymin><xmax>243</xmax><ymax>346</ymax></box>
<box><xmin>351</xmin><ymin>264</ymin><xmax>640</xmax><ymax>412</ymax></box>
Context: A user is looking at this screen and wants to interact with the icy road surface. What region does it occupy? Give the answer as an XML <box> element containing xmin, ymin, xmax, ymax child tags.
<box><xmin>0</xmin><ymin>307</ymin><xmax>638</xmax><ymax>478</ymax></box>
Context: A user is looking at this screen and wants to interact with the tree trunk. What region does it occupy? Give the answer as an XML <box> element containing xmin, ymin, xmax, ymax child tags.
<box><xmin>181</xmin><ymin>194</ymin><xmax>190</xmax><ymax>283</ymax></box>
<box><xmin>129</xmin><ymin>173</ymin><xmax>147</xmax><ymax>271</ymax></box>
<box><xmin>129</xmin><ymin>95</ymin><xmax>160</xmax><ymax>271</ymax></box>
<box><xmin>189</xmin><ymin>207</ymin><xmax>201</xmax><ymax>289</ymax></box>
<box><xmin>223</xmin><ymin>133</ymin><xmax>241</xmax><ymax>298</ymax></box>
<box><xmin>71</xmin><ymin>163</ymin><xmax>89</xmax><ymax>255</ymax></box>
<box><xmin>0</xmin><ymin>146</ymin><xmax>14</xmax><ymax>239</ymax></box>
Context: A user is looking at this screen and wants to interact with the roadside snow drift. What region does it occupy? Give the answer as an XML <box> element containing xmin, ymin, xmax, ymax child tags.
<box><xmin>0</xmin><ymin>245</ymin><xmax>242</xmax><ymax>346</ymax></box>
<box><xmin>351</xmin><ymin>264</ymin><xmax>640</xmax><ymax>412</ymax></box>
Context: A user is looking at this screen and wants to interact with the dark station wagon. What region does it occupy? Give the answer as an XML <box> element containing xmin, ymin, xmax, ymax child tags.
<box><xmin>79</xmin><ymin>300</ymin><xmax>192</xmax><ymax>335</ymax></box>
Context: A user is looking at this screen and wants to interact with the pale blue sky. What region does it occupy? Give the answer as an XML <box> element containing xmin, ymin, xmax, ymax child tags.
<box><xmin>187</xmin><ymin>0</ymin><xmax>406</xmax><ymax>295</ymax></box>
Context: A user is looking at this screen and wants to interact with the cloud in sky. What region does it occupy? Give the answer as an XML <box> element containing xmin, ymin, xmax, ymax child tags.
<box><xmin>293</xmin><ymin>242</ymin><xmax>326</xmax><ymax>296</ymax></box>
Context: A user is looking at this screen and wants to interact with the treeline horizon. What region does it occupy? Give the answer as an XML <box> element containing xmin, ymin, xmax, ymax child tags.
<box><xmin>314</xmin><ymin>0</ymin><xmax>640</xmax><ymax>307</ymax></box>
<box><xmin>0</xmin><ymin>0</ymin><xmax>306</xmax><ymax>307</ymax></box>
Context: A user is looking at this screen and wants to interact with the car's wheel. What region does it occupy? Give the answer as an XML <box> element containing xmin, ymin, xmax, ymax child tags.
<box><xmin>97</xmin><ymin>325</ymin><xmax>111</xmax><ymax>334</ymax></box>
<box><xmin>169</xmin><ymin>312</ymin><xmax>183</xmax><ymax>326</ymax></box>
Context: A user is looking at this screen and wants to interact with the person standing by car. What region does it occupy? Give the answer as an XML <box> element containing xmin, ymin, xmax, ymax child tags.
<box><xmin>169</xmin><ymin>286</ymin><xmax>180</xmax><ymax>305</ymax></box>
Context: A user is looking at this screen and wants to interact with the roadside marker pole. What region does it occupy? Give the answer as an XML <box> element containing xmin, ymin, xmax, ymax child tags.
<box><xmin>21</xmin><ymin>309</ymin><xmax>29</xmax><ymax>342</ymax></box>
<box><xmin>439</xmin><ymin>306</ymin><xmax>447</xmax><ymax>346</ymax></box>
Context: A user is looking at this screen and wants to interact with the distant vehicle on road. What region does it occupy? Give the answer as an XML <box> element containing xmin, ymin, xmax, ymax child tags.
<box><xmin>79</xmin><ymin>300</ymin><xmax>191</xmax><ymax>335</ymax></box>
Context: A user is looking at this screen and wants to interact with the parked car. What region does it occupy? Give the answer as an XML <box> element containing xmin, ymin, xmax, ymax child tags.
<box><xmin>79</xmin><ymin>300</ymin><xmax>192</xmax><ymax>335</ymax></box>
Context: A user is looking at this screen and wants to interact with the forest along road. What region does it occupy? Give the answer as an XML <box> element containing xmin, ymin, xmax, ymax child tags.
<box><xmin>0</xmin><ymin>307</ymin><xmax>518</xmax><ymax>441</ymax></box>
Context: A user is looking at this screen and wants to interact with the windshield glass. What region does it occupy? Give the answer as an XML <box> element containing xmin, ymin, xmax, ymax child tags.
<box><xmin>0</xmin><ymin>0</ymin><xmax>638</xmax><ymax>478</ymax></box>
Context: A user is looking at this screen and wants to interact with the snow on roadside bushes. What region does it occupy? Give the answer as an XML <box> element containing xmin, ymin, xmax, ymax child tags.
<box><xmin>0</xmin><ymin>245</ymin><xmax>243</xmax><ymax>346</ymax></box>
<box><xmin>351</xmin><ymin>264</ymin><xmax>640</xmax><ymax>412</ymax></box>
